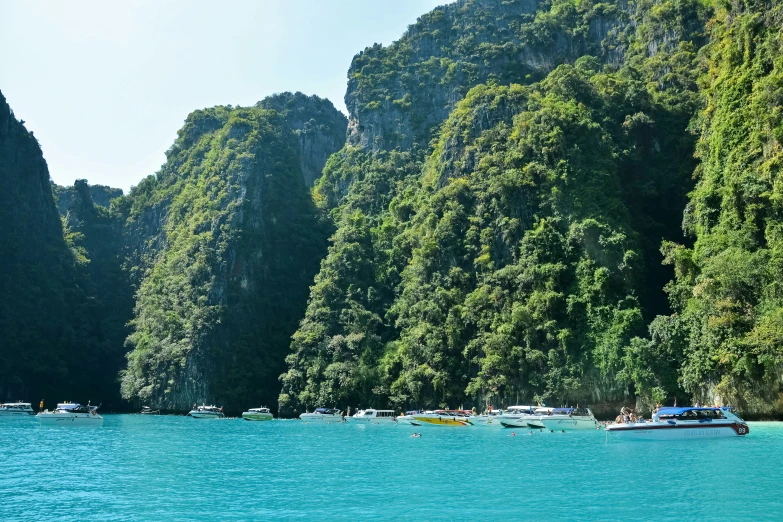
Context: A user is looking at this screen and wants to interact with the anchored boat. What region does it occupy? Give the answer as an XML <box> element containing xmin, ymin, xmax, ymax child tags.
<box><xmin>37</xmin><ymin>403</ymin><xmax>102</xmax><ymax>426</ymax></box>
<box><xmin>299</xmin><ymin>408</ymin><xmax>344</xmax><ymax>423</ymax></box>
<box><xmin>187</xmin><ymin>405</ymin><xmax>225</xmax><ymax>419</ymax></box>
<box><xmin>347</xmin><ymin>409</ymin><xmax>396</xmax><ymax>423</ymax></box>
<box><xmin>499</xmin><ymin>406</ymin><xmax>554</xmax><ymax>429</ymax></box>
<box><xmin>538</xmin><ymin>407</ymin><xmax>599</xmax><ymax>431</ymax></box>
<box><xmin>140</xmin><ymin>406</ymin><xmax>160</xmax><ymax>415</ymax></box>
<box><xmin>606</xmin><ymin>406</ymin><xmax>749</xmax><ymax>440</ymax></box>
<box><xmin>0</xmin><ymin>402</ymin><xmax>35</xmax><ymax>417</ymax></box>
<box><xmin>410</xmin><ymin>410</ymin><xmax>473</xmax><ymax>427</ymax></box>
<box><xmin>242</xmin><ymin>407</ymin><xmax>274</xmax><ymax>421</ymax></box>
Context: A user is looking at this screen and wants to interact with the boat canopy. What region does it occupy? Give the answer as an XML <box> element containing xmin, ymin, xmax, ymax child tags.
<box><xmin>657</xmin><ymin>407</ymin><xmax>720</xmax><ymax>415</ymax></box>
<box><xmin>552</xmin><ymin>408</ymin><xmax>574</xmax><ymax>414</ymax></box>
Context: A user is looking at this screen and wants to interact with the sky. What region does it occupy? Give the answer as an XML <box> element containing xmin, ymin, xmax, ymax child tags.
<box><xmin>0</xmin><ymin>0</ymin><xmax>447</xmax><ymax>193</ymax></box>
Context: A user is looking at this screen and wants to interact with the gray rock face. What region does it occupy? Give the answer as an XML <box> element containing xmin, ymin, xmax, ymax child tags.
<box><xmin>119</xmin><ymin>96</ymin><xmax>344</xmax><ymax>413</ymax></box>
<box><xmin>257</xmin><ymin>92</ymin><xmax>347</xmax><ymax>186</ymax></box>
<box><xmin>343</xmin><ymin>0</ymin><xmax>700</xmax><ymax>154</ymax></box>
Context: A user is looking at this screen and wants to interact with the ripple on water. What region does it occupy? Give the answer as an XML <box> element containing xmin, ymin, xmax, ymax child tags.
<box><xmin>1</xmin><ymin>417</ymin><xmax>781</xmax><ymax>521</ymax></box>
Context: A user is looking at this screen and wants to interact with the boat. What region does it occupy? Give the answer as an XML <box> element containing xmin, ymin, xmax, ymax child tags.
<box><xmin>140</xmin><ymin>406</ymin><xmax>160</xmax><ymax>415</ymax></box>
<box><xmin>299</xmin><ymin>407</ymin><xmax>344</xmax><ymax>422</ymax></box>
<box><xmin>0</xmin><ymin>402</ymin><xmax>35</xmax><ymax>417</ymax></box>
<box><xmin>605</xmin><ymin>406</ymin><xmax>749</xmax><ymax>440</ymax></box>
<box><xmin>347</xmin><ymin>409</ymin><xmax>396</xmax><ymax>423</ymax></box>
<box><xmin>36</xmin><ymin>403</ymin><xmax>102</xmax><ymax>426</ymax></box>
<box><xmin>468</xmin><ymin>409</ymin><xmax>503</xmax><ymax>426</ymax></box>
<box><xmin>396</xmin><ymin>410</ymin><xmax>423</xmax><ymax>426</ymax></box>
<box><xmin>496</xmin><ymin>405</ymin><xmax>538</xmax><ymax>428</ymax></box>
<box><xmin>410</xmin><ymin>410</ymin><xmax>473</xmax><ymax>427</ymax></box>
<box><xmin>187</xmin><ymin>404</ymin><xmax>225</xmax><ymax>419</ymax></box>
<box><xmin>242</xmin><ymin>407</ymin><xmax>274</xmax><ymax>421</ymax></box>
<box><xmin>538</xmin><ymin>407</ymin><xmax>599</xmax><ymax>431</ymax></box>
<box><xmin>498</xmin><ymin>406</ymin><xmax>554</xmax><ymax>429</ymax></box>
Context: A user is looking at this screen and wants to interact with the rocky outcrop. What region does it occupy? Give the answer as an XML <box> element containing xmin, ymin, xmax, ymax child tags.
<box><xmin>119</xmin><ymin>95</ymin><xmax>344</xmax><ymax>413</ymax></box>
<box><xmin>257</xmin><ymin>92</ymin><xmax>347</xmax><ymax>186</ymax></box>
<box><xmin>53</xmin><ymin>182</ymin><xmax>123</xmax><ymax>216</ymax></box>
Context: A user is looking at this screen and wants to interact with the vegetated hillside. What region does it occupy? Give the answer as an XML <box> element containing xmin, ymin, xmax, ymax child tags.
<box><xmin>118</xmin><ymin>93</ymin><xmax>345</xmax><ymax>413</ymax></box>
<box><xmin>632</xmin><ymin>0</ymin><xmax>783</xmax><ymax>415</ymax></box>
<box><xmin>280</xmin><ymin>0</ymin><xmax>712</xmax><ymax>415</ymax></box>
<box><xmin>0</xmin><ymin>91</ymin><xmax>127</xmax><ymax>407</ymax></box>
<box><xmin>52</xmin><ymin>182</ymin><xmax>123</xmax><ymax>216</ymax></box>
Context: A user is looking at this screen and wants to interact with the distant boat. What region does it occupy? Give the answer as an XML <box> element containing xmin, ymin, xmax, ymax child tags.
<box><xmin>37</xmin><ymin>403</ymin><xmax>102</xmax><ymax>426</ymax></box>
<box><xmin>538</xmin><ymin>407</ymin><xmax>599</xmax><ymax>431</ymax></box>
<box><xmin>187</xmin><ymin>404</ymin><xmax>224</xmax><ymax>419</ymax></box>
<box><xmin>410</xmin><ymin>410</ymin><xmax>473</xmax><ymax>427</ymax></box>
<box><xmin>606</xmin><ymin>406</ymin><xmax>749</xmax><ymax>440</ymax></box>
<box><xmin>347</xmin><ymin>409</ymin><xmax>396</xmax><ymax>423</ymax></box>
<box><xmin>140</xmin><ymin>406</ymin><xmax>160</xmax><ymax>415</ymax></box>
<box><xmin>299</xmin><ymin>408</ymin><xmax>343</xmax><ymax>422</ymax></box>
<box><xmin>242</xmin><ymin>407</ymin><xmax>273</xmax><ymax>421</ymax></box>
<box><xmin>0</xmin><ymin>402</ymin><xmax>35</xmax><ymax>417</ymax></box>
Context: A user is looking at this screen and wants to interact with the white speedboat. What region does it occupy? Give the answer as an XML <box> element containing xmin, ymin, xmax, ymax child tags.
<box><xmin>187</xmin><ymin>404</ymin><xmax>224</xmax><ymax>419</ymax></box>
<box><xmin>0</xmin><ymin>402</ymin><xmax>35</xmax><ymax>417</ymax></box>
<box><xmin>299</xmin><ymin>408</ymin><xmax>344</xmax><ymax>422</ymax></box>
<box><xmin>37</xmin><ymin>403</ymin><xmax>102</xmax><ymax>426</ymax></box>
<box><xmin>397</xmin><ymin>410</ymin><xmax>423</xmax><ymax>426</ymax></box>
<box><xmin>410</xmin><ymin>410</ymin><xmax>473</xmax><ymax>427</ymax></box>
<box><xmin>140</xmin><ymin>406</ymin><xmax>160</xmax><ymax>415</ymax></box>
<box><xmin>499</xmin><ymin>407</ymin><xmax>554</xmax><ymax>429</ymax></box>
<box><xmin>539</xmin><ymin>407</ymin><xmax>599</xmax><ymax>430</ymax></box>
<box><xmin>242</xmin><ymin>407</ymin><xmax>273</xmax><ymax>421</ymax></box>
<box><xmin>347</xmin><ymin>409</ymin><xmax>396</xmax><ymax>423</ymax></box>
<box><xmin>606</xmin><ymin>406</ymin><xmax>749</xmax><ymax>440</ymax></box>
<box><xmin>469</xmin><ymin>410</ymin><xmax>499</xmax><ymax>426</ymax></box>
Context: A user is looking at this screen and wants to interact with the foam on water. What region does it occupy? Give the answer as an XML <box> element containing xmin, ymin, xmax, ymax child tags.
<box><xmin>1</xmin><ymin>416</ymin><xmax>781</xmax><ymax>520</ymax></box>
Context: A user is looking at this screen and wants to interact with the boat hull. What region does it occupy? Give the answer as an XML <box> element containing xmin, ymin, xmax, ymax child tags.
<box><xmin>242</xmin><ymin>413</ymin><xmax>273</xmax><ymax>421</ymax></box>
<box><xmin>539</xmin><ymin>416</ymin><xmax>599</xmax><ymax>431</ymax></box>
<box><xmin>499</xmin><ymin>415</ymin><xmax>543</xmax><ymax>429</ymax></box>
<box><xmin>396</xmin><ymin>415</ymin><xmax>422</xmax><ymax>426</ymax></box>
<box><xmin>0</xmin><ymin>412</ymin><xmax>35</xmax><ymax>417</ymax></box>
<box><xmin>299</xmin><ymin>414</ymin><xmax>344</xmax><ymax>423</ymax></box>
<box><xmin>189</xmin><ymin>412</ymin><xmax>224</xmax><ymax>419</ymax></box>
<box><xmin>411</xmin><ymin>415</ymin><xmax>472</xmax><ymax>427</ymax></box>
<box><xmin>607</xmin><ymin>422</ymin><xmax>748</xmax><ymax>440</ymax></box>
<box><xmin>37</xmin><ymin>413</ymin><xmax>103</xmax><ymax>426</ymax></box>
<box><xmin>346</xmin><ymin>416</ymin><xmax>396</xmax><ymax>423</ymax></box>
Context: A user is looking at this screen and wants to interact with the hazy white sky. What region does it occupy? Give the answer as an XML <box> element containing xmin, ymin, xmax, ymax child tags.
<box><xmin>0</xmin><ymin>1</ymin><xmax>446</xmax><ymax>192</ymax></box>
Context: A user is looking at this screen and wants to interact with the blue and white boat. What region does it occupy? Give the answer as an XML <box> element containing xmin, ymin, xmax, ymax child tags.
<box><xmin>605</xmin><ymin>406</ymin><xmax>749</xmax><ymax>440</ymax></box>
<box><xmin>0</xmin><ymin>402</ymin><xmax>35</xmax><ymax>417</ymax></box>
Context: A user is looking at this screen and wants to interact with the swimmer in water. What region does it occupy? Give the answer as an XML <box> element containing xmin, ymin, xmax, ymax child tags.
<box><xmin>511</xmin><ymin>432</ymin><xmax>516</xmax><ymax>436</ymax></box>
<box><xmin>561</xmin><ymin>430</ymin><xmax>565</xmax><ymax>433</ymax></box>
<box><xmin>529</xmin><ymin>431</ymin><xmax>533</xmax><ymax>435</ymax></box>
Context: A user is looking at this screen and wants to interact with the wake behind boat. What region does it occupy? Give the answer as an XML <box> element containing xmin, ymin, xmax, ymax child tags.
<box><xmin>606</xmin><ymin>406</ymin><xmax>749</xmax><ymax>440</ymax></box>
<box><xmin>0</xmin><ymin>402</ymin><xmax>35</xmax><ymax>417</ymax></box>
<box><xmin>37</xmin><ymin>403</ymin><xmax>102</xmax><ymax>426</ymax></box>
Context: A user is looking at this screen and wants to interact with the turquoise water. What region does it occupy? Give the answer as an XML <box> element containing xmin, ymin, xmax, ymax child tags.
<box><xmin>1</xmin><ymin>416</ymin><xmax>781</xmax><ymax>521</ymax></box>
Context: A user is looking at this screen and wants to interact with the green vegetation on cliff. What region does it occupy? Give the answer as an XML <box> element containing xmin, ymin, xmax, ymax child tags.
<box><xmin>0</xmin><ymin>92</ymin><xmax>128</xmax><ymax>406</ymax></box>
<box><xmin>118</xmin><ymin>94</ymin><xmax>344</xmax><ymax>412</ymax></box>
<box><xmin>280</xmin><ymin>0</ymin><xmax>716</xmax><ymax>414</ymax></box>
<box><xmin>636</xmin><ymin>0</ymin><xmax>783</xmax><ymax>413</ymax></box>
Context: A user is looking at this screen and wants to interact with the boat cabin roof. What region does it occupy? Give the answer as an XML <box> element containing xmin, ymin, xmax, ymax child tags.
<box><xmin>249</xmin><ymin>407</ymin><xmax>270</xmax><ymax>412</ymax></box>
<box><xmin>657</xmin><ymin>406</ymin><xmax>720</xmax><ymax>415</ymax></box>
<box><xmin>314</xmin><ymin>408</ymin><xmax>339</xmax><ymax>414</ymax></box>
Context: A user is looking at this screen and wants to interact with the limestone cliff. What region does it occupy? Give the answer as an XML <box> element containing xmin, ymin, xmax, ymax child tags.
<box><xmin>119</xmin><ymin>94</ymin><xmax>345</xmax><ymax>412</ymax></box>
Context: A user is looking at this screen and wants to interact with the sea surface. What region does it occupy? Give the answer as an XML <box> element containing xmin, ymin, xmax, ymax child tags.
<box><xmin>1</xmin><ymin>415</ymin><xmax>781</xmax><ymax>521</ymax></box>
